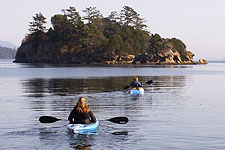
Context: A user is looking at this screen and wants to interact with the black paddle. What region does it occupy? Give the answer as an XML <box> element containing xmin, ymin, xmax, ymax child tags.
<box><xmin>106</xmin><ymin>116</ymin><xmax>129</xmax><ymax>124</ymax></box>
<box><xmin>39</xmin><ymin>116</ymin><xmax>61</xmax><ymax>123</ymax></box>
<box><xmin>112</xmin><ymin>131</ymin><xmax>128</xmax><ymax>135</ymax></box>
<box><xmin>123</xmin><ymin>80</ymin><xmax>153</xmax><ymax>89</ymax></box>
<box><xmin>39</xmin><ymin>116</ymin><xmax>129</xmax><ymax>124</ymax></box>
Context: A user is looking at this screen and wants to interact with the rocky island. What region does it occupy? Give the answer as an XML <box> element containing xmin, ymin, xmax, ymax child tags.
<box><xmin>14</xmin><ymin>6</ymin><xmax>206</xmax><ymax>65</ymax></box>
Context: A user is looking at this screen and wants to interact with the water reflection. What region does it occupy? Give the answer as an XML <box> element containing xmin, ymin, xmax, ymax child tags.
<box><xmin>68</xmin><ymin>134</ymin><xmax>95</xmax><ymax>150</ymax></box>
<box><xmin>22</xmin><ymin>77</ymin><xmax>133</xmax><ymax>96</ymax></box>
<box><xmin>151</xmin><ymin>76</ymin><xmax>187</xmax><ymax>94</ymax></box>
<box><xmin>20</xmin><ymin>76</ymin><xmax>187</xmax><ymax>114</ymax></box>
<box><xmin>21</xmin><ymin>76</ymin><xmax>187</xmax><ymax>96</ymax></box>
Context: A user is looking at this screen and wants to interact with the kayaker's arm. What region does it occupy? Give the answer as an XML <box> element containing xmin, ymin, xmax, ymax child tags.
<box><xmin>68</xmin><ymin>109</ymin><xmax>76</xmax><ymax>123</ymax></box>
<box><xmin>90</xmin><ymin>110</ymin><xmax>96</xmax><ymax>123</ymax></box>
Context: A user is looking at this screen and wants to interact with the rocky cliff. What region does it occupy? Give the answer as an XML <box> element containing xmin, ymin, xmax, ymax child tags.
<box><xmin>14</xmin><ymin>39</ymin><xmax>204</xmax><ymax>64</ymax></box>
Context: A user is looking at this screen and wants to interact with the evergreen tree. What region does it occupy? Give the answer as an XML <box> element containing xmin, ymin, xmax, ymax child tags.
<box><xmin>120</xmin><ymin>6</ymin><xmax>147</xmax><ymax>30</ymax></box>
<box><xmin>133</xmin><ymin>14</ymin><xmax>147</xmax><ymax>30</ymax></box>
<box><xmin>148</xmin><ymin>33</ymin><xmax>167</xmax><ymax>54</ymax></box>
<box><xmin>82</xmin><ymin>24</ymin><xmax>106</xmax><ymax>52</ymax></box>
<box><xmin>108</xmin><ymin>34</ymin><xmax>123</xmax><ymax>54</ymax></box>
<box><xmin>51</xmin><ymin>14</ymin><xmax>69</xmax><ymax>31</ymax></box>
<box><xmin>108</xmin><ymin>11</ymin><xmax>120</xmax><ymax>23</ymax></box>
<box><xmin>62</xmin><ymin>6</ymin><xmax>83</xmax><ymax>27</ymax></box>
<box><xmin>120</xmin><ymin>6</ymin><xmax>136</xmax><ymax>26</ymax></box>
<box><xmin>82</xmin><ymin>7</ymin><xmax>103</xmax><ymax>23</ymax></box>
<box><xmin>28</xmin><ymin>12</ymin><xmax>47</xmax><ymax>33</ymax></box>
<box><xmin>51</xmin><ymin>14</ymin><xmax>72</xmax><ymax>39</ymax></box>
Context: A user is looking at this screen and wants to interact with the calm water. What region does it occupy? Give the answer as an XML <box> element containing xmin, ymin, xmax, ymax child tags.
<box><xmin>1</xmin><ymin>59</ymin><xmax>225</xmax><ymax>150</ymax></box>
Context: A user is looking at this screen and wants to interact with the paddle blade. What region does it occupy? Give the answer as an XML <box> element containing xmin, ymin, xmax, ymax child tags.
<box><xmin>123</xmin><ymin>85</ymin><xmax>130</xmax><ymax>89</ymax></box>
<box><xmin>39</xmin><ymin>116</ymin><xmax>61</xmax><ymax>123</ymax></box>
<box><xmin>112</xmin><ymin>131</ymin><xmax>128</xmax><ymax>135</ymax></box>
<box><xmin>146</xmin><ymin>80</ymin><xmax>153</xmax><ymax>84</ymax></box>
<box><xmin>107</xmin><ymin>117</ymin><xmax>129</xmax><ymax>124</ymax></box>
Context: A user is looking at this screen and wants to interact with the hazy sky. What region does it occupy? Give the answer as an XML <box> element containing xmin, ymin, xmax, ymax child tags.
<box><xmin>1</xmin><ymin>0</ymin><xmax>225</xmax><ymax>60</ymax></box>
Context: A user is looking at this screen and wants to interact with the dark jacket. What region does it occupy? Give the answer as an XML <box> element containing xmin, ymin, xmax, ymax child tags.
<box><xmin>68</xmin><ymin>106</ymin><xmax>96</xmax><ymax>124</ymax></box>
<box><xmin>130</xmin><ymin>81</ymin><xmax>143</xmax><ymax>88</ymax></box>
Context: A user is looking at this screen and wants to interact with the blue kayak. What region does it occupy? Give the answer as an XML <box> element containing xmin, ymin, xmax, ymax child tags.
<box><xmin>67</xmin><ymin>120</ymin><xmax>99</xmax><ymax>134</ymax></box>
<box><xmin>129</xmin><ymin>88</ymin><xmax>144</xmax><ymax>95</ymax></box>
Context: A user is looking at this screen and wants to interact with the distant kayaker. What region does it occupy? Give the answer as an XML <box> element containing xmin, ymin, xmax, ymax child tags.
<box><xmin>130</xmin><ymin>77</ymin><xmax>143</xmax><ymax>88</ymax></box>
<box><xmin>68</xmin><ymin>97</ymin><xmax>96</xmax><ymax>124</ymax></box>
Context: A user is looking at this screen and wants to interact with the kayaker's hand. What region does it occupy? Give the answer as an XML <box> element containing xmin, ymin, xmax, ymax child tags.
<box><xmin>72</xmin><ymin>118</ymin><xmax>74</xmax><ymax>122</ymax></box>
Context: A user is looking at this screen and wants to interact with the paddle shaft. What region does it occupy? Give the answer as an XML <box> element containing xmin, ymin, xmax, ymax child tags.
<box><xmin>39</xmin><ymin>116</ymin><xmax>128</xmax><ymax>124</ymax></box>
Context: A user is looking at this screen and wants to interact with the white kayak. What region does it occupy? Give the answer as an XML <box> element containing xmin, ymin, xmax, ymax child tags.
<box><xmin>67</xmin><ymin>120</ymin><xmax>99</xmax><ymax>134</ymax></box>
<box><xmin>129</xmin><ymin>88</ymin><xmax>144</xmax><ymax>95</ymax></box>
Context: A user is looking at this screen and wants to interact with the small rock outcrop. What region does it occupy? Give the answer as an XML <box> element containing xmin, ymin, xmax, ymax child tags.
<box><xmin>198</xmin><ymin>58</ymin><xmax>207</xmax><ymax>64</ymax></box>
<box><xmin>132</xmin><ymin>49</ymin><xmax>195</xmax><ymax>65</ymax></box>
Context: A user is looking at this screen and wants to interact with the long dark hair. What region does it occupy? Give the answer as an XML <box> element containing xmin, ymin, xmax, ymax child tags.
<box><xmin>76</xmin><ymin>97</ymin><xmax>90</xmax><ymax>114</ymax></box>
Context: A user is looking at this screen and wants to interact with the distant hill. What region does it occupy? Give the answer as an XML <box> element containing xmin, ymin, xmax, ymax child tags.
<box><xmin>0</xmin><ymin>41</ymin><xmax>17</xmax><ymax>49</ymax></box>
<box><xmin>0</xmin><ymin>46</ymin><xmax>17</xmax><ymax>59</ymax></box>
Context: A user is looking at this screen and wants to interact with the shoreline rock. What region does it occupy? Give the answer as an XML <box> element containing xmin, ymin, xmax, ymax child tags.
<box><xmin>13</xmin><ymin>40</ymin><xmax>207</xmax><ymax>65</ymax></box>
<box><xmin>198</xmin><ymin>58</ymin><xmax>207</xmax><ymax>64</ymax></box>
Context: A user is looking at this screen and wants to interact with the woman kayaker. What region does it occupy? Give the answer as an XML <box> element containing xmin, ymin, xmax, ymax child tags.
<box><xmin>68</xmin><ymin>97</ymin><xmax>96</xmax><ymax>124</ymax></box>
<box><xmin>130</xmin><ymin>77</ymin><xmax>143</xmax><ymax>88</ymax></box>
